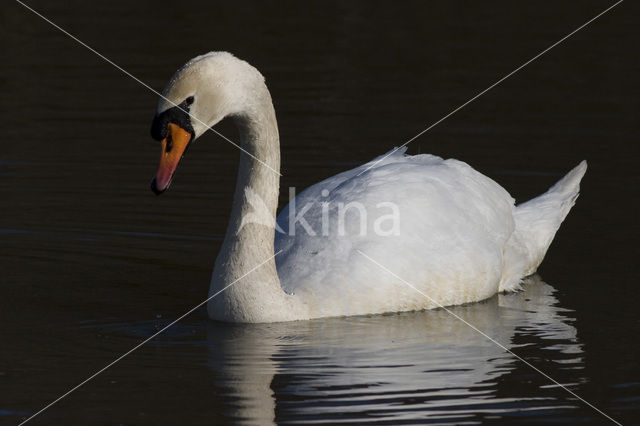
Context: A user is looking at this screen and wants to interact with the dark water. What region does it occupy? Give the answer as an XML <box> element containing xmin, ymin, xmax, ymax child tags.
<box><xmin>1</xmin><ymin>1</ymin><xmax>639</xmax><ymax>424</ymax></box>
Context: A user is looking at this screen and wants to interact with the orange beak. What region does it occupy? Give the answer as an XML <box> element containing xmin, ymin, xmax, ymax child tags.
<box><xmin>151</xmin><ymin>122</ymin><xmax>192</xmax><ymax>195</ymax></box>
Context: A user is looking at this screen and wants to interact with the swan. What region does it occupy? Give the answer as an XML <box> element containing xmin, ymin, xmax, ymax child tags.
<box><xmin>149</xmin><ymin>52</ymin><xmax>587</xmax><ymax>323</ymax></box>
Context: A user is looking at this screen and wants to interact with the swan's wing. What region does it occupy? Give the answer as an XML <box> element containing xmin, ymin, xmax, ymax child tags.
<box><xmin>274</xmin><ymin>148</ymin><xmax>516</xmax><ymax>316</ymax></box>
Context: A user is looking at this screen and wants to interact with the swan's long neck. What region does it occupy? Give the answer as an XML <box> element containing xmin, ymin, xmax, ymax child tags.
<box><xmin>226</xmin><ymin>98</ymin><xmax>280</xmax><ymax>263</ymax></box>
<box><xmin>207</xmin><ymin>87</ymin><xmax>298</xmax><ymax>322</ymax></box>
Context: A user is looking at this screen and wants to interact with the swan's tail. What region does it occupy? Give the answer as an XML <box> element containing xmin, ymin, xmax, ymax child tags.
<box><xmin>511</xmin><ymin>161</ymin><xmax>587</xmax><ymax>279</ymax></box>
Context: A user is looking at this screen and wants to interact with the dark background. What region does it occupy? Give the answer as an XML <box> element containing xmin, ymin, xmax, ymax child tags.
<box><xmin>1</xmin><ymin>1</ymin><xmax>638</xmax><ymax>424</ymax></box>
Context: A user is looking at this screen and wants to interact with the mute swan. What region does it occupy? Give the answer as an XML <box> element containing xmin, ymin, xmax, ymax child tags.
<box><xmin>149</xmin><ymin>52</ymin><xmax>586</xmax><ymax>323</ymax></box>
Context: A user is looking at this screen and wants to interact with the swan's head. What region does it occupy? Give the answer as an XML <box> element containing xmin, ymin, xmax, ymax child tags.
<box><xmin>149</xmin><ymin>52</ymin><xmax>265</xmax><ymax>194</ymax></box>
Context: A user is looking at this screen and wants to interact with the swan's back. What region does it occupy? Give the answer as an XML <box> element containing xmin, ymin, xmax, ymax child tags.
<box><xmin>275</xmin><ymin>148</ymin><xmax>518</xmax><ymax>317</ymax></box>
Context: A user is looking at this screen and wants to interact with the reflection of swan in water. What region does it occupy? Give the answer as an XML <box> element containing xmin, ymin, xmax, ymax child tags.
<box><xmin>206</xmin><ymin>276</ymin><xmax>584</xmax><ymax>424</ymax></box>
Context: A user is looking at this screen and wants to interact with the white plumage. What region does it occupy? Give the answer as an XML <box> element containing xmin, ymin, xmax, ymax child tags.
<box><xmin>275</xmin><ymin>148</ymin><xmax>586</xmax><ymax>318</ymax></box>
<box><xmin>151</xmin><ymin>52</ymin><xmax>587</xmax><ymax>323</ymax></box>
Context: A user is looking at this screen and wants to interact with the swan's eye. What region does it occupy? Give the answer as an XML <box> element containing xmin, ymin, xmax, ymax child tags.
<box><xmin>151</xmin><ymin>98</ymin><xmax>196</xmax><ymax>141</ymax></box>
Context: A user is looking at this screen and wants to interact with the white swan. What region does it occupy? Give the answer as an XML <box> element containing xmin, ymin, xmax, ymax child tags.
<box><xmin>149</xmin><ymin>52</ymin><xmax>587</xmax><ymax>323</ymax></box>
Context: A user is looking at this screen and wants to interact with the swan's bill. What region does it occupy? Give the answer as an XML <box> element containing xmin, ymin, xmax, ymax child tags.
<box><xmin>150</xmin><ymin>122</ymin><xmax>192</xmax><ymax>195</ymax></box>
